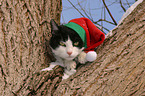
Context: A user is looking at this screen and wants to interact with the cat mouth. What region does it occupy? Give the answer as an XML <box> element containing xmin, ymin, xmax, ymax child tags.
<box><xmin>66</xmin><ymin>56</ymin><xmax>75</xmax><ymax>60</ymax></box>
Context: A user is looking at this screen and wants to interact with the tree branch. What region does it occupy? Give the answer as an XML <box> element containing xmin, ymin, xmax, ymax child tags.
<box><xmin>67</xmin><ymin>0</ymin><xmax>85</xmax><ymax>17</ymax></box>
<box><xmin>77</xmin><ymin>0</ymin><xmax>92</xmax><ymax>20</ymax></box>
<box><xmin>125</xmin><ymin>0</ymin><xmax>131</xmax><ymax>7</ymax></box>
<box><xmin>102</xmin><ymin>0</ymin><xmax>117</xmax><ymax>25</ymax></box>
<box><xmin>95</xmin><ymin>19</ymin><xmax>116</xmax><ymax>25</ymax></box>
<box><xmin>120</xmin><ymin>0</ymin><xmax>126</xmax><ymax>12</ymax></box>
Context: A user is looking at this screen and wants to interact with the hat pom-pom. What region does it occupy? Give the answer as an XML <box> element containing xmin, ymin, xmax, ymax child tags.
<box><xmin>86</xmin><ymin>51</ymin><xmax>97</xmax><ymax>62</ymax></box>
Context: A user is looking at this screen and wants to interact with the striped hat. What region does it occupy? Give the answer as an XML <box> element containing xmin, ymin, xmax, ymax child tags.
<box><xmin>64</xmin><ymin>18</ymin><xmax>105</xmax><ymax>61</ymax></box>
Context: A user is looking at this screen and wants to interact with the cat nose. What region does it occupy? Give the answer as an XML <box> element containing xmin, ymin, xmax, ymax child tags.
<box><xmin>67</xmin><ymin>51</ymin><xmax>72</xmax><ymax>56</ymax></box>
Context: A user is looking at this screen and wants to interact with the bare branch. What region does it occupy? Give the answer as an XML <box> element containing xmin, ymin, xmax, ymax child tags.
<box><xmin>101</xmin><ymin>5</ymin><xmax>104</xmax><ymax>31</ymax></box>
<box><xmin>125</xmin><ymin>0</ymin><xmax>131</xmax><ymax>7</ymax></box>
<box><xmin>63</xmin><ymin>0</ymin><xmax>86</xmax><ymax>11</ymax></box>
<box><xmin>92</xmin><ymin>22</ymin><xmax>109</xmax><ymax>34</ymax></box>
<box><xmin>102</xmin><ymin>0</ymin><xmax>117</xmax><ymax>25</ymax></box>
<box><xmin>91</xmin><ymin>1</ymin><xmax>117</xmax><ymax>10</ymax></box>
<box><xmin>67</xmin><ymin>0</ymin><xmax>85</xmax><ymax>17</ymax></box>
<box><xmin>120</xmin><ymin>0</ymin><xmax>126</xmax><ymax>12</ymax></box>
<box><xmin>77</xmin><ymin>0</ymin><xmax>92</xmax><ymax>20</ymax></box>
<box><xmin>95</xmin><ymin>19</ymin><xmax>116</xmax><ymax>25</ymax></box>
<box><xmin>87</xmin><ymin>1</ymin><xmax>93</xmax><ymax>20</ymax></box>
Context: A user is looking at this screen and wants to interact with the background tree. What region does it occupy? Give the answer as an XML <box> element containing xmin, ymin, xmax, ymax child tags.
<box><xmin>62</xmin><ymin>0</ymin><xmax>137</xmax><ymax>34</ymax></box>
<box><xmin>0</xmin><ymin>0</ymin><xmax>62</xmax><ymax>95</ymax></box>
<box><xmin>0</xmin><ymin>0</ymin><xmax>145</xmax><ymax>96</ymax></box>
<box><xmin>54</xmin><ymin>1</ymin><xmax>145</xmax><ymax>95</ymax></box>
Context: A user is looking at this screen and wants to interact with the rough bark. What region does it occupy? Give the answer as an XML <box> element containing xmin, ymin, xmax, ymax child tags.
<box><xmin>0</xmin><ymin>0</ymin><xmax>145</xmax><ymax>96</ymax></box>
<box><xmin>0</xmin><ymin>0</ymin><xmax>62</xmax><ymax>95</ymax></box>
<box><xmin>54</xmin><ymin>1</ymin><xmax>145</xmax><ymax>96</ymax></box>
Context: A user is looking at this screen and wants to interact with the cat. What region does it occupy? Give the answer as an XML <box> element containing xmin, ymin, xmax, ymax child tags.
<box><xmin>41</xmin><ymin>19</ymin><xmax>87</xmax><ymax>79</ymax></box>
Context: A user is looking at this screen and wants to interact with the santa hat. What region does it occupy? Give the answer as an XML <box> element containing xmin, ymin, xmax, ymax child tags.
<box><xmin>64</xmin><ymin>17</ymin><xmax>105</xmax><ymax>62</ymax></box>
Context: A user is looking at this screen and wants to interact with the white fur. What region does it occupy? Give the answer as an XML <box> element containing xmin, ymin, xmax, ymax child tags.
<box><xmin>51</xmin><ymin>37</ymin><xmax>84</xmax><ymax>60</ymax></box>
<box><xmin>42</xmin><ymin>37</ymin><xmax>87</xmax><ymax>80</ymax></box>
<box><xmin>78</xmin><ymin>51</ymin><xmax>87</xmax><ymax>64</ymax></box>
<box><xmin>62</xmin><ymin>60</ymin><xmax>77</xmax><ymax>79</ymax></box>
<box><xmin>86</xmin><ymin>51</ymin><xmax>97</xmax><ymax>62</ymax></box>
<box><xmin>41</xmin><ymin>62</ymin><xmax>63</xmax><ymax>71</ymax></box>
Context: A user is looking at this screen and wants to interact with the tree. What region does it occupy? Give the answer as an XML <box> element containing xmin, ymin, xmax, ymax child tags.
<box><xmin>0</xmin><ymin>0</ymin><xmax>62</xmax><ymax>95</ymax></box>
<box><xmin>0</xmin><ymin>0</ymin><xmax>145</xmax><ymax>96</ymax></box>
<box><xmin>54</xmin><ymin>1</ymin><xmax>145</xmax><ymax>95</ymax></box>
<box><xmin>62</xmin><ymin>0</ymin><xmax>136</xmax><ymax>34</ymax></box>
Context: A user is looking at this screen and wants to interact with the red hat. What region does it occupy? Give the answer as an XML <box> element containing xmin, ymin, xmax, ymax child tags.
<box><xmin>65</xmin><ymin>17</ymin><xmax>105</xmax><ymax>52</ymax></box>
<box><xmin>64</xmin><ymin>18</ymin><xmax>105</xmax><ymax>61</ymax></box>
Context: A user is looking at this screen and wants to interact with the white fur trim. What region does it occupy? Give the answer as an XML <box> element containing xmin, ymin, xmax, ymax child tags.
<box><xmin>86</xmin><ymin>51</ymin><xmax>97</xmax><ymax>62</ymax></box>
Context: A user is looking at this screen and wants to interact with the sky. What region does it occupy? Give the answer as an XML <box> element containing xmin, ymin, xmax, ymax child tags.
<box><xmin>60</xmin><ymin>0</ymin><xmax>136</xmax><ymax>34</ymax></box>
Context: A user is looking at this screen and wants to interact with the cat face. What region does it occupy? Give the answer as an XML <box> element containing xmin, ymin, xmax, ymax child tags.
<box><xmin>49</xmin><ymin>20</ymin><xmax>84</xmax><ymax>60</ymax></box>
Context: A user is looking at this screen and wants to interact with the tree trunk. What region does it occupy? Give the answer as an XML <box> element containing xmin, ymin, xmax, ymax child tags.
<box><xmin>54</xmin><ymin>1</ymin><xmax>145</xmax><ymax>96</ymax></box>
<box><xmin>0</xmin><ymin>0</ymin><xmax>62</xmax><ymax>95</ymax></box>
<box><xmin>1</xmin><ymin>0</ymin><xmax>145</xmax><ymax>96</ymax></box>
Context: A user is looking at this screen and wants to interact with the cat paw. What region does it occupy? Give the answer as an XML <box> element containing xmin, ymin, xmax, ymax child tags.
<box><xmin>41</xmin><ymin>64</ymin><xmax>56</xmax><ymax>71</ymax></box>
<box><xmin>62</xmin><ymin>69</ymin><xmax>76</xmax><ymax>80</ymax></box>
<box><xmin>64</xmin><ymin>61</ymin><xmax>76</xmax><ymax>70</ymax></box>
<box><xmin>65</xmin><ymin>69</ymin><xmax>76</xmax><ymax>75</ymax></box>
<box><xmin>78</xmin><ymin>51</ymin><xmax>87</xmax><ymax>64</ymax></box>
<box><xmin>41</xmin><ymin>62</ymin><xmax>63</xmax><ymax>71</ymax></box>
<box><xmin>70</xmin><ymin>61</ymin><xmax>76</xmax><ymax>69</ymax></box>
<box><xmin>62</xmin><ymin>73</ymin><xmax>70</xmax><ymax>80</ymax></box>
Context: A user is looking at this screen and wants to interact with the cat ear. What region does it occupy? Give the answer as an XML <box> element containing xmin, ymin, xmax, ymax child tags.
<box><xmin>50</xmin><ymin>19</ymin><xmax>59</xmax><ymax>34</ymax></box>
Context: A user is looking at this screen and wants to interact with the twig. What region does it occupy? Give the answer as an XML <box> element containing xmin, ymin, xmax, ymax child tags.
<box><xmin>93</xmin><ymin>22</ymin><xmax>109</xmax><ymax>34</ymax></box>
<box><xmin>77</xmin><ymin>0</ymin><xmax>92</xmax><ymax>20</ymax></box>
<box><xmin>101</xmin><ymin>5</ymin><xmax>104</xmax><ymax>31</ymax></box>
<box><xmin>102</xmin><ymin>0</ymin><xmax>117</xmax><ymax>25</ymax></box>
<box><xmin>67</xmin><ymin>0</ymin><xmax>85</xmax><ymax>17</ymax></box>
<box><xmin>120</xmin><ymin>0</ymin><xmax>126</xmax><ymax>12</ymax></box>
<box><xmin>125</xmin><ymin>0</ymin><xmax>130</xmax><ymax>7</ymax></box>
<box><xmin>95</xmin><ymin>19</ymin><xmax>116</xmax><ymax>25</ymax></box>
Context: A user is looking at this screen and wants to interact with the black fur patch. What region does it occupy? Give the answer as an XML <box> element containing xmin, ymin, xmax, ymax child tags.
<box><xmin>50</xmin><ymin>25</ymin><xmax>84</xmax><ymax>49</ymax></box>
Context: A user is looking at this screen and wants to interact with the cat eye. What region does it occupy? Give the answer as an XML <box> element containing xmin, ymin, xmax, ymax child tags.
<box><xmin>74</xmin><ymin>42</ymin><xmax>79</xmax><ymax>46</ymax></box>
<box><xmin>60</xmin><ymin>42</ymin><xmax>66</xmax><ymax>47</ymax></box>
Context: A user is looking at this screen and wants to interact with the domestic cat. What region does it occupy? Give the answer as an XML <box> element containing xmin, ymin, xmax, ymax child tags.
<box><xmin>41</xmin><ymin>19</ymin><xmax>87</xmax><ymax>79</ymax></box>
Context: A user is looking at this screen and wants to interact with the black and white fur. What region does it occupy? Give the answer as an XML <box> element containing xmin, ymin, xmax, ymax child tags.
<box><xmin>42</xmin><ymin>19</ymin><xmax>87</xmax><ymax>79</ymax></box>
